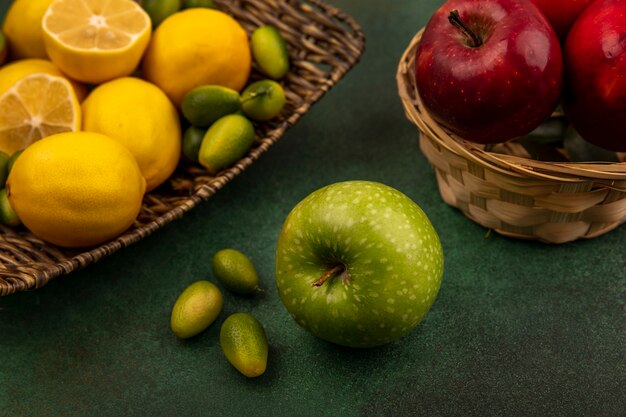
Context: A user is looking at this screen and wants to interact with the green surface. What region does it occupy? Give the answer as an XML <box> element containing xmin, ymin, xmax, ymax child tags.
<box><xmin>0</xmin><ymin>0</ymin><xmax>624</xmax><ymax>415</ymax></box>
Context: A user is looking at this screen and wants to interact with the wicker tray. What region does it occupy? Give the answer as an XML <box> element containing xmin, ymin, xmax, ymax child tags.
<box><xmin>398</xmin><ymin>30</ymin><xmax>626</xmax><ymax>244</ymax></box>
<box><xmin>0</xmin><ymin>0</ymin><xmax>365</xmax><ymax>296</ymax></box>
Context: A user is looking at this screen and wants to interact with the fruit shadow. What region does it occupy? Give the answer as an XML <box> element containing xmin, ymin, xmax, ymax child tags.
<box><xmin>225</xmin><ymin>338</ymin><xmax>398</xmax><ymax>387</ymax></box>
<box><xmin>308</xmin><ymin>332</ymin><xmax>403</xmax><ymax>369</ymax></box>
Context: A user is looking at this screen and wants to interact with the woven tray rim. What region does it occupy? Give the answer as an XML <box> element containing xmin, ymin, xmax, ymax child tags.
<box><xmin>0</xmin><ymin>0</ymin><xmax>366</xmax><ymax>296</ymax></box>
<box><xmin>397</xmin><ymin>29</ymin><xmax>626</xmax><ymax>186</ymax></box>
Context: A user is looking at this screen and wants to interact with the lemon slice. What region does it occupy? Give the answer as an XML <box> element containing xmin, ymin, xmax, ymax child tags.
<box><xmin>0</xmin><ymin>73</ymin><xmax>81</xmax><ymax>155</ymax></box>
<box><xmin>42</xmin><ymin>0</ymin><xmax>151</xmax><ymax>84</ymax></box>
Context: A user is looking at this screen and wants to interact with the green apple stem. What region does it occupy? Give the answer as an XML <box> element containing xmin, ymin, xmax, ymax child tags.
<box><xmin>312</xmin><ymin>264</ymin><xmax>345</xmax><ymax>287</ymax></box>
<box><xmin>448</xmin><ymin>10</ymin><xmax>483</xmax><ymax>48</ymax></box>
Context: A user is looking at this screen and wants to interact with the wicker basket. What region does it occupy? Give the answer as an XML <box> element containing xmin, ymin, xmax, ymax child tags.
<box><xmin>398</xmin><ymin>30</ymin><xmax>626</xmax><ymax>244</ymax></box>
<box><xmin>0</xmin><ymin>0</ymin><xmax>365</xmax><ymax>296</ymax></box>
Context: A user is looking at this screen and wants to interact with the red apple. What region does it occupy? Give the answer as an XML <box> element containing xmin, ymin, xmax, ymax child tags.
<box><xmin>530</xmin><ymin>0</ymin><xmax>595</xmax><ymax>40</ymax></box>
<box><xmin>563</xmin><ymin>0</ymin><xmax>626</xmax><ymax>152</ymax></box>
<box><xmin>415</xmin><ymin>0</ymin><xmax>563</xmax><ymax>144</ymax></box>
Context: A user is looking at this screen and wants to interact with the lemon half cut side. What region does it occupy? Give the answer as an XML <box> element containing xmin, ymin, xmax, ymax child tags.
<box><xmin>0</xmin><ymin>73</ymin><xmax>81</xmax><ymax>155</ymax></box>
<box><xmin>42</xmin><ymin>0</ymin><xmax>152</xmax><ymax>84</ymax></box>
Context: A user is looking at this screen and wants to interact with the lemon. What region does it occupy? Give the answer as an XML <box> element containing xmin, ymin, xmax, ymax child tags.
<box><xmin>0</xmin><ymin>59</ymin><xmax>87</xmax><ymax>101</ymax></box>
<box><xmin>142</xmin><ymin>8</ymin><xmax>251</xmax><ymax>107</ymax></box>
<box><xmin>7</xmin><ymin>132</ymin><xmax>146</xmax><ymax>248</ymax></box>
<box><xmin>251</xmin><ymin>26</ymin><xmax>290</xmax><ymax>80</ymax></box>
<box><xmin>82</xmin><ymin>77</ymin><xmax>181</xmax><ymax>191</ymax></box>
<box><xmin>170</xmin><ymin>281</ymin><xmax>223</xmax><ymax>339</ymax></box>
<box><xmin>198</xmin><ymin>114</ymin><xmax>255</xmax><ymax>175</ymax></box>
<box><xmin>42</xmin><ymin>0</ymin><xmax>152</xmax><ymax>84</ymax></box>
<box><xmin>182</xmin><ymin>85</ymin><xmax>241</xmax><ymax>127</ymax></box>
<box><xmin>220</xmin><ymin>313</ymin><xmax>268</xmax><ymax>378</ymax></box>
<box><xmin>241</xmin><ymin>80</ymin><xmax>286</xmax><ymax>121</ymax></box>
<box><xmin>2</xmin><ymin>0</ymin><xmax>55</xmax><ymax>59</ymax></box>
<box><xmin>0</xmin><ymin>73</ymin><xmax>81</xmax><ymax>155</ymax></box>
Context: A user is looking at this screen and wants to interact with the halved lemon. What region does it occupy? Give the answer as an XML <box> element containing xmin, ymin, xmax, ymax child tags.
<box><xmin>0</xmin><ymin>73</ymin><xmax>81</xmax><ymax>155</ymax></box>
<box><xmin>42</xmin><ymin>0</ymin><xmax>151</xmax><ymax>84</ymax></box>
<box><xmin>0</xmin><ymin>59</ymin><xmax>88</xmax><ymax>102</ymax></box>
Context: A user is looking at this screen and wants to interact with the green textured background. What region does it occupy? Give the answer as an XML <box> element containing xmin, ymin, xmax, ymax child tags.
<box><xmin>1</xmin><ymin>1</ymin><xmax>624</xmax><ymax>416</ymax></box>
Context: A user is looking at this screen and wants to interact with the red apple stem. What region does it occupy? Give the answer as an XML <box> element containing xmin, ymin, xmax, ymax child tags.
<box><xmin>312</xmin><ymin>265</ymin><xmax>345</xmax><ymax>287</ymax></box>
<box><xmin>448</xmin><ymin>10</ymin><xmax>483</xmax><ymax>48</ymax></box>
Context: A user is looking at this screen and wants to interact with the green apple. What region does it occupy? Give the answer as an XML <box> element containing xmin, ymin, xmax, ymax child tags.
<box><xmin>275</xmin><ymin>181</ymin><xmax>444</xmax><ymax>348</ymax></box>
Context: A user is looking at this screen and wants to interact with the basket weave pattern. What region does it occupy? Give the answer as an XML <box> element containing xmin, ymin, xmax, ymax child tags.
<box><xmin>398</xmin><ymin>31</ymin><xmax>626</xmax><ymax>244</ymax></box>
<box><xmin>0</xmin><ymin>0</ymin><xmax>365</xmax><ymax>296</ymax></box>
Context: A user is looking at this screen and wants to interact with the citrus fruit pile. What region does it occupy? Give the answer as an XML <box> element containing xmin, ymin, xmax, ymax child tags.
<box><xmin>0</xmin><ymin>0</ymin><xmax>290</xmax><ymax>248</ymax></box>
